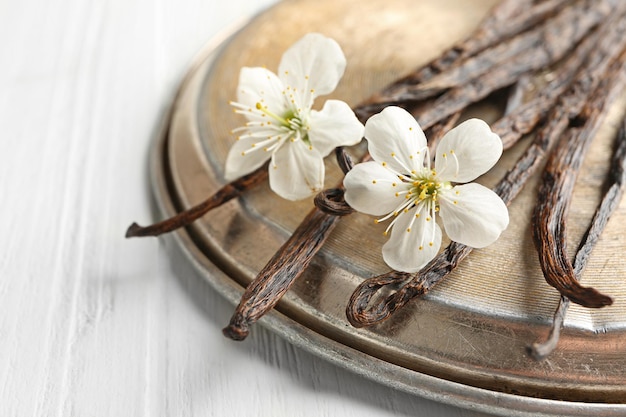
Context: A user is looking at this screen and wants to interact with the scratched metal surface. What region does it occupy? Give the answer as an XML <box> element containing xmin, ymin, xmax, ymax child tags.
<box><xmin>154</xmin><ymin>0</ymin><xmax>626</xmax><ymax>412</ymax></box>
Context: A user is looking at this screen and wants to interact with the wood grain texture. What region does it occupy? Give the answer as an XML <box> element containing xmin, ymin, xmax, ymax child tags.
<box><xmin>0</xmin><ymin>0</ymin><xmax>490</xmax><ymax>416</ymax></box>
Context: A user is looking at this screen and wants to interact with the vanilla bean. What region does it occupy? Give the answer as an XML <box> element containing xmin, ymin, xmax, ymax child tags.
<box><xmin>494</xmin><ymin>14</ymin><xmax>626</xmax><ymax>149</ymax></box>
<box><xmin>503</xmin><ymin>75</ymin><xmax>533</xmax><ymax>116</ymax></box>
<box><xmin>223</xmin><ymin>188</ymin><xmax>353</xmax><ymax>340</ymax></box>
<box><xmin>347</xmin><ymin>244</ymin><xmax>470</xmax><ymax>327</ymax></box>
<box><xmin>416</xmin><ymin>3</ymin><xmax>626</xmax><ymax>131</ymax></box>
<box><xmin>126</xmin><ymin>165</ymin><xmax>268</xmax><ymax>238</ymax></box>
<box><xmin>531</xmin><ymin>53</ymin><xmax>626</xmax><ymax>308</ymax></box>
<box><xmin>456</xmin><ymin>0</ymin><xmax>568</xmax><ymax>62</ymax></box>
<box><xmin>424</xmin><ymin>112</ymin><xmax>461</xmax><ymax>155</ymax></box>
<box><xmin>411</xmin><ymin>0</ymin><xmax>620</xmax><ymax>101</ymax></box>
<box><xmin>354</xmin><ymin>0</ymin><xmax>564</xmax><ymax>121</ymax></box>
<box><xmin>223</xmin><ymin>208</ymin><xmax>338</xmax><ymax>340</ymax></box>
<box><xmin>223</xmin><ymin>147</ymin><xmax>370</xmax><ymax>340</ymax></box>
<box><xmin>346</xmin><ymin>43</ymin><xmax>626</xmax><ymax>327</ymax></box>
<box><xmin>335</xmin><ymin>146</ymin><xmax>356</xmax><ymax>175</ymax></box>
<box><xmin>530</xmin><ymin>118</ymin><xmax>626</xmax><ymax>359</ymax></box>
<box><xmin>573</xmin><ymin>120</ymin><xmax>626</xmax><ymax>274</ymax></box>
<box><xmin>528</xmin><ymin>297</ymin><xmax>568</xmax><ymax>360</ymax></box>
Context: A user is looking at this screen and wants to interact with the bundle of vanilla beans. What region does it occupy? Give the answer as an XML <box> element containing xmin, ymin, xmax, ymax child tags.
<box><xmin>127</xmin><ymin>0</ymin><xmax>626</xmax><ymax>359</ymax></box>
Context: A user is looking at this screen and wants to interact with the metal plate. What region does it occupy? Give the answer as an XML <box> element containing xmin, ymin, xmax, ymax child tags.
<box><xmin>149</xmin><ymin>0</ymin><xmax>626</xmax><ymax>415</ymax></box>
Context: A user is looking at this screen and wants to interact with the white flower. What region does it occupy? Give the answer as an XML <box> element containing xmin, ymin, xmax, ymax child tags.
<box><xmin>225</xmin><ymin>33</ymin><xmax>364</xmax><ymax>201</ymax></box>
<box><xmin>344</xmin><ymin>106</ymin><xmax>509</xmax><ymax>273</ymax></box>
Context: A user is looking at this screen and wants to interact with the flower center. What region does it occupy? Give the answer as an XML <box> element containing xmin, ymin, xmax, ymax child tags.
<box><xmin>408</xmin><ymin>169</ymin><xmax>452</xmax><ymax>206</ymax></box>
<box><xmin>256</xmin><ymin>103</ymin><xmax>305</xmax><ymax>130</ymax></box>
<box><xmin>410</xmin><ymin>172</ymin><xmax>443</xmax><ymax>205</ymax></box>
<box><xmin>373</xmin><ymin>166</ymin><xmax>450</xmax><ymax>237</ymax></box>
<box><xmin>255</xmin><ymin>102</ymin><xmax>311</xmax><ymax>145</ymax></box>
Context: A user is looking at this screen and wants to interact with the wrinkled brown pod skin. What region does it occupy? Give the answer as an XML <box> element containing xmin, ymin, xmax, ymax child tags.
<box><xmin>530</xmin><ymin>52</ymin><xmax>626</xmax><ymax>309</ymax></box>
<box><xmin>354</xmin><ymin>0</ymin><xmax>569</xmax><ymax>120</ymax></box>
<box><xmin>126</xmin><ymin>165</ymin><xmax>268</xmax><ymax>238</ymax></box>
<box><xmin>223</xmin><ymin>189</ymin><xmax>353</xmax><ymax>340</ymax></box>
<box><xmin>530</xmin><ymin>118</ymin><xmax>626</xmax><ymax>359</ymax></box>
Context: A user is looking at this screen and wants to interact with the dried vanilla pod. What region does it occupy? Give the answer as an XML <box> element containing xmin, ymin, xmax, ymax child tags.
<box><xmin>493</xmin><ymin>12</ymin><xmax>626</xmax><ymax>148</ymax></box>
<box><xmin>413</xmin><ymin>0</ymin><xmax>620</xmax><ymax>95</ymax></box>
<box><xmin>415</xmin><ymin>0</ymin><xmax>626</xmax><ymax>131</ymax></box>
<box><xmin>223</xmin><ymin>188</ymin><xmax>352</xmax><ymax>340</ymax></box>
<box><xmin>354</xmin><ymin>0</ymin><xmax>565</xmax><ymax>121</ymax></box>
<box><xmin>531</xmin><ymin>52</ymin><xmax>626</xmax><ymax>309</ymax></box>
<box><xmin>530</xmin><ymin>118</ymin><xmax>626</xmax><ymax>360</ymax></box>
<box><xmin>126</xmin><ymin>165</ymin><xmax>268</xmax><ymax>238</ymax></box>
<box><xmin>356</xmin><ymin>0</ymin><xmax>618</xmax><ymax>122</ymax></box>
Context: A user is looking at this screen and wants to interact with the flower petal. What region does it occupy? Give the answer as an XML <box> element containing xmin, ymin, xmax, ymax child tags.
<box><xmin>308</xmin><ymin>99</ymin><xmax>364</xmax><ymax>156</ymax></box>
<box><xmin>236</xmin><ymin>67</ymin><xmax>287</xmax><ymax>114</ymax></box>
<box><xmin>224</xmin><ymin>136</ymin><xmax>275</xmax><ymax>181</ymax></box>
<box><xmin>382</xmin><ymin>205</ymin><xmax>442</xmax><ymax>273</ymax></box>
<box><xmin>439</xmin><ymin>183</ymin><xmax>509</xmax><ymax>248</ymax></box>
<box><xmin>278</xmin><ymin>33</ymin><xmax>346</xmax><ymax>99</ymax></box>
<box><xmin>434</xmin><ymin>118</ymin><xmax>502</xmax><ymax>183</ymax></box>
<box><xmin>364</xmin><ymin>106</ymin><xmax>427</xmax><ymax>175</ymax></box>
<box><xmin>343</xmin><ymin>161</ymin><xmax>411</xmax><ymax>216</ymax></box>
<box><xmin>269</xmin><ymin>138</ymin><xmax>324</xmax><ymax>200</ymax></box>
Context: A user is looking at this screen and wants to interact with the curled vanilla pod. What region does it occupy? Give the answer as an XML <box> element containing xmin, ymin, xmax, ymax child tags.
<box><xmin>530</xmin><ymin>117</ymin><xmax>626</xmax><ymax>360</ymax></box>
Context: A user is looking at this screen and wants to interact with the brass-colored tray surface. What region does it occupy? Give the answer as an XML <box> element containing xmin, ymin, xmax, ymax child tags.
<box><xmin>151</xmin><ymin>0</ymin><xmax>626</xmax><ymax>415</ymax></box>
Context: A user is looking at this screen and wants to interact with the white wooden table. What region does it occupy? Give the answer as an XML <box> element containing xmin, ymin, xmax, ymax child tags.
<box><xmin>0</xmin><ymin>1</ymin><xmax>492</xmax><ymax>415</ymax></box>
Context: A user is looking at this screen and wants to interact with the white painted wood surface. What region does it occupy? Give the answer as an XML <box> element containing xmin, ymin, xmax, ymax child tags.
<box><xmin>0</xmin><ymin>1</ymin><xmax>492</xmax><ymax>416</ymax></box>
